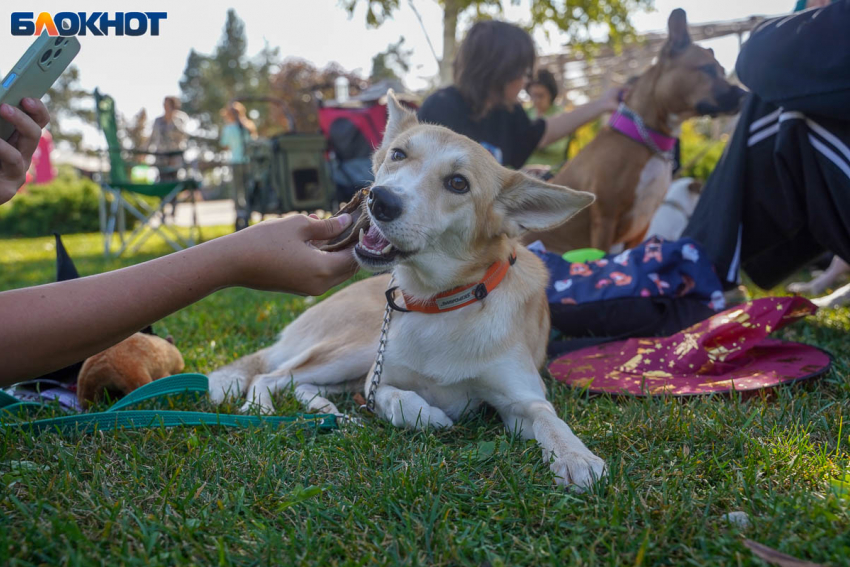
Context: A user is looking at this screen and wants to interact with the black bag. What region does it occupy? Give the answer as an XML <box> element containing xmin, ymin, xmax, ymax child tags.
<box><xmin>547</xmin><ymin>296</ymin><xmax>715</xmax><ymax>357</ymax></box>
<box><xmin>529</xmin><ymin>237</ymin><xmax>724</xmax><ymax>358</ymax></box>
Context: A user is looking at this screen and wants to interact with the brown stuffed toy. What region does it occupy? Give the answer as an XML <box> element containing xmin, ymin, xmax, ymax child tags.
<box><xmin>77</xmin><ymin>333</ymin><xmax>185</xmax><ymax>408</ymax></box>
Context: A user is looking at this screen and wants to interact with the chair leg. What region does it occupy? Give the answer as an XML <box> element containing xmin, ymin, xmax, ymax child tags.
<box><xmin>99</xmin><ymin>188</ymin><xmax>109</xmax><ymax>257</ymax></box>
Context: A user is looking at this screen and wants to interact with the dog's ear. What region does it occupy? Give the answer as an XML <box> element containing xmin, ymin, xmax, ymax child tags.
<box><xmin>373</xmin><ymin>90</ymin><xmax>418</xmax><ymax>169</ymax></box>
<box><xmin>383</xmin><ymin>89</ymin><xmax>417</xmax><ymax>145</ymax></box>
<box><xmin>496</xmin><ymin>172</ymin><xmax>595</xmax><ymax>235</ymax></box>
<box><xmin>662</xmin><ymin>8</ymin><xmax>691</xmax><ymax>57</ymax></box>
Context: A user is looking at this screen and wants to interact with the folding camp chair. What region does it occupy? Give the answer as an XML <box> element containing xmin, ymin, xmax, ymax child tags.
<box><xmin>95</xmin><ymin>89</ymin><xmax>200</xmax><ymax>257</ymax></box>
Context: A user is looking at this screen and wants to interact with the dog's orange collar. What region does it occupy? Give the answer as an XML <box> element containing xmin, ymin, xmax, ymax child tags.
<box><xmin>387</xmin><ymin>252</ymin><xmax>517</xmax><ymax>314</ymax></box>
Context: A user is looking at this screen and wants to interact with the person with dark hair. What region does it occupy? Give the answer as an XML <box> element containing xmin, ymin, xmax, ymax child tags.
<box><xmin>418</xmin><ymin>20</ymin><xmax>619</xmax><ymax>170</ymax></box>
<box><xmin>525</xmin><ymin>69</ymin><xmax>569</xmax><ymax>173</ymax></box>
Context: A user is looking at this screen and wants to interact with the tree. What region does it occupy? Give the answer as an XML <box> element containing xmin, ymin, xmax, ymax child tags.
<box><xmin>118</xmin><ymin>108</ymin><xmax>148</xmax><ymax>162</ymax></box>
<box><xmin>44</xmin><ymin>65</ymin><xmax>95</xmax><ymax>149</ymax></box>
<box><xmin>268</xmin><ymin>60</ymin><xmax>366</xmax><ymax>133</ymax></box>
<box><xmin>178</xmin><ymin>9</ymin><xmax>283</xmax><ymax>139</ymax></box>
<box><xmin>370</xmin><ymin>37</ymin><xmax>413</xmax><ymax>83</ymax></box>
<box><xmin>342</xmin><ymin>0</ymin><xmax>654</xmax><ymax>85</ymax></box>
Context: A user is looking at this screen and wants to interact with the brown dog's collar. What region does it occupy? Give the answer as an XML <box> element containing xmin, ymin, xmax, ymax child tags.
<box><xmin>386</xmin><ymin>252</ymin><xmax>517</xmax><ymax>314</ymax></box>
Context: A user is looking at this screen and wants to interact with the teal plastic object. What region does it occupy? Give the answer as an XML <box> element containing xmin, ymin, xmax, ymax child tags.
<box><xmin>562</xmin><ymin>248</ymin><xmax>606</xmax><ymax>263</ymax></box>
<box><xmin>0</xmin><ymin>373</ymin><xmax>337</xmax><ymax>435</ymax></box>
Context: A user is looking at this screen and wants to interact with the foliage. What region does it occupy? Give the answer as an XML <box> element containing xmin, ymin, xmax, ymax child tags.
<box><xmin>0</xmin><ymin>228</ymin><xmax>849</xmax><ymax>565</ymax></box>
<box><xmin>563</xmin><ymin>118</ymin><xmax>728</xmax><ymax>181</ymax></box>
<box><xmin>178</xmin><ymin>10</ymin><xmax>281</xmax><ymax>139</ymax></box>
<box><xmin>523</xmin><ymin>0</ymin><xmax>654</xmax><ymax>50</ymax></box>
<box><xmin>179</xmin><ymin>9</ymin><xmax>365</xmax><ymax>144</ymax></box>
<box><xmin>343</xmin><ymin>0</ymin><xmax>655</xmax><ymax>83</ymax></box>
<box><xmin>268</xmin><ymin>60</ymin><xmax>366</xmax><ymax>134</ymax></box>
<box><xmin>44</xmin><ymin>64</ymin><xmax>95</xmax><ymax>149</ymax></box>
<box><xmin>370</xmin><ymin>37</ymin><xmax>413</xmax><ymax>83</ymax></box>
<box><xmin>0</xmin><ymin>171</ymin><xmax>102</xmax><ymax>237</ymax></box>
<box><xmin>678</xmin><ymin>120</ymin><xmax>728</xmax><ymax>181</ymax></box>
<box><xmin>117</xmin><ymin>108</ymin><xmax>149</xmax><ymax>163</ymax></box>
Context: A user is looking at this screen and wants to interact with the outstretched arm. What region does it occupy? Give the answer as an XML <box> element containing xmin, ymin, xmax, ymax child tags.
<box><xmin>537</xmin><ymin>88</ymin><xmax>620</xmax><ymax>149</ymax></box>
<box><xmin>0</xmin><ymin>214</ymin><xmax>358</xmax><ymax>385</ymax></box>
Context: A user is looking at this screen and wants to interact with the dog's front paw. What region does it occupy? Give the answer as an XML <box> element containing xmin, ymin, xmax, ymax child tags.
<box><xmin>545</xmin><ymin>448</ymin><xmax>606</xmax><ymax>489</ymax></box>
<box><xmin>787</xmin><ymin>280</ymin><xmax>821</xmax><ymax>295</ymax></box>
<box><xmin>389</xmin><ymin>403</ymin><xmax>454</xmax><ymax>430</ymax></box>
<box><xmin>812</xmin><ymin>290</ymin><xmax>850</xmax><ymax>309</ymax></box>
<box><xmin>207</xmin><ymin>370</ymin><xmax>243</xmax><ymax>404</ymax></box>
<box><xmin>240</xmin><ymin>399</ymin><xmax>275</xmax><ymax>415</ymax></box>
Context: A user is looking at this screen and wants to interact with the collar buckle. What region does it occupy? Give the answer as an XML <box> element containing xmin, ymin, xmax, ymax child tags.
<box><xmin>385</xmin><ymin>286</ymin><xmax>410</xmax><ymax>313</ymax></box>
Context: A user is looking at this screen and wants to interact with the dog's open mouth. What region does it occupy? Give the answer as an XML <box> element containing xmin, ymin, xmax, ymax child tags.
<box><xmin>319</xmin><ymin>188</ymin><xmax>408</xmax><ymax>267</ymax></box>
<box><xmin>354</xmin><ymin>224</ymin><xmax>402</xmax><ymax>264</ymax></box>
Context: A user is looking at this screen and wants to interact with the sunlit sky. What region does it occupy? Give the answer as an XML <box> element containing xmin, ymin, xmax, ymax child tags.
<box><xmin>1</xmin><ymin>0</ymin><xmax>789</xmax><ymax>148</ymax></box>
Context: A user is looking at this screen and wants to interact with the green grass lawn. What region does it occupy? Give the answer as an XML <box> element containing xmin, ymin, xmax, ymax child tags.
<box><xmin>1</xmin><ymin>229</ymin><xmax>849</xmax><ymax>566</ymax></box>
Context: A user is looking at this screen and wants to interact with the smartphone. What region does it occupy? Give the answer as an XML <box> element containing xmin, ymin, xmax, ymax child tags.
<box><xmin>0</xmin><ymin>33</ymin><xmax>81</xmax><ymax>140</ymax></box>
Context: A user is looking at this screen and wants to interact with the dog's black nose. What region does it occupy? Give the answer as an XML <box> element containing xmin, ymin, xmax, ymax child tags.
<box><xmin>368</xmin><ymin>186</ymin><xmax>403</xmax><ymax>222</ymax></box>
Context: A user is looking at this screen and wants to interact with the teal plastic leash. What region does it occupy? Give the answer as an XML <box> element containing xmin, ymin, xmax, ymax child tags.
<box><xmin>0</xmin><ymin>373</ymin><xmax>337</xmax><ymax>435</ymax></box>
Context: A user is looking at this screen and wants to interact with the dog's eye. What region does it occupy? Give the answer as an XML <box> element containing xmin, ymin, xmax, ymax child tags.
<box><xmin>390</xmin><ymin>148</ymin><xmax>407</xmax><ymax>161</ymax></box>
<box><xmin>700</xmin><ymin>64</ymin><xmax>718</xmax><ymax>77</ymax></box>
<box><xmin>445</xmin><ymin>174</ymin><xmax>470</xmax><ymax>194</ymax></box>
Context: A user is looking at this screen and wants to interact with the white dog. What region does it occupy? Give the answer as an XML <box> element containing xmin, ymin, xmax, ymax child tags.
<box><xmin>645</xmin><ymin>177</ymin><xmax>702</xmax><ymax>241</ymax></box>
<box><xmin>209</xmin><ymin>92</ymin><xmax>606</xmax><ymax>488</ymax></box>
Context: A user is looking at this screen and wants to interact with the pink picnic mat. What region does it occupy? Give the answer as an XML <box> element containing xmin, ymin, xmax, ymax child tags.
<box><xmin>548</xmin><ymin>296</ymin><xmax>831</xmax><ymax>396</ymax></box>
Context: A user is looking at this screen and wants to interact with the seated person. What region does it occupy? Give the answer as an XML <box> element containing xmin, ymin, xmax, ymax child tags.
<box><xmin>418</xmin><ymin>20</ymin><xmax>619</xmax><ymax>170</ymax></box>
<box><xmin>683</xmin><ymin>0</ymin><xmax>850</xmax><ymax>291</ymax></box>
<box><xmin>525</xmin><ymin>69</ymin><xmax>570</xmax><ymax>175</ymax></box>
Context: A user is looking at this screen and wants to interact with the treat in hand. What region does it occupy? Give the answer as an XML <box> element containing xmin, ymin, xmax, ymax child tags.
<box><xmin>319</xmin><ymin>188</ymin><xmax>372</xmax><ymax>252</ymax></box>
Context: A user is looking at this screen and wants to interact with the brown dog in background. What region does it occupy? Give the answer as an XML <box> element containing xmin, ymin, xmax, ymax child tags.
<box><xmin>528</xmin><ymin>9</ymin><xmax>745</xmax><ymax>255</ymax></box>
<box><xmin>77</xmin><ymin>333</ymin><xmax>184</xmax><ymax>408</ymax></box>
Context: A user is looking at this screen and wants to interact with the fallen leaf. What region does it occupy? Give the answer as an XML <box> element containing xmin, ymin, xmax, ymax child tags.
<box><xmin>474</xmin><ymin>441</ymin><xmax>496</xmax><ymax>462</ymax></box>
<box><xmin>743</xmin><ymin>540</ymin><xmax>824</xmax><ymax>567</ymax></box>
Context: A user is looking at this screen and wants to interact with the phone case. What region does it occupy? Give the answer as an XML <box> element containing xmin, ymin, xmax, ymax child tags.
<box><xmin>0</xmin><ymin>33</ymin><xmax>81</xmax><ymax>140</ymax></box>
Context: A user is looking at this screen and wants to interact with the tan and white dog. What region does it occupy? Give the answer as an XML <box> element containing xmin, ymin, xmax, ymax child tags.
<box><xmin>209</xmin><ymin>93</ymin><xmax>607</xmax><ymax>487</ymax></box>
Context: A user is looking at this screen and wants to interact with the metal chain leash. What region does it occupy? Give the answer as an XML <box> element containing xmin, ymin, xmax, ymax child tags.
<box><xmin>363</xmin><ymin>274</ymin><xmax>396</xmax><ymax>414</ymax></box>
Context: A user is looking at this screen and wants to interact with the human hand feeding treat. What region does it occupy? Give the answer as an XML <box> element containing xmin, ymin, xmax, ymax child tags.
<box><xmin>319</xmin><ymin>188</ymin><xmax>371</xmax><ymax>252</ymax></box>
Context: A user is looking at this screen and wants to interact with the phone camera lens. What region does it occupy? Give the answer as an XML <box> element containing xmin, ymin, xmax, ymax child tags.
<box><xmin>54</xmin><ymin>38</ymin><xmax>63</xmax><ymax>46</ymax></box>
<box><xmin>40</xmin><ymin>50</ymin><xmax>52</xmax><ymax>63</ymax></box>
<box><xmin>54</xmin><ymin>49</ymin><xmax>63</xmax><ymax>59</ymax></box>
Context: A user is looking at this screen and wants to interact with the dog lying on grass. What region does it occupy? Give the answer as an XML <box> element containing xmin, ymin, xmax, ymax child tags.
<box><xmin>210</xmin><ymin>92</ymin><xmax>606</xmax><ymax>488</ymax></box>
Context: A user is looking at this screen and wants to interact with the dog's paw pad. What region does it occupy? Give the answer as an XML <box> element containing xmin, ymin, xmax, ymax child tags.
<box><xmin>548</xmin><ymin>450</ymin><xmax>606</xmax><ymax>489</ymax></box>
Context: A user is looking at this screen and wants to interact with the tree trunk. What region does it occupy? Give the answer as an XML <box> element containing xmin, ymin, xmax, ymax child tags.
<box><xmin>440</xmin><ymin>0</ymin><xmax>459</xmax><ymax>86</ymax></box>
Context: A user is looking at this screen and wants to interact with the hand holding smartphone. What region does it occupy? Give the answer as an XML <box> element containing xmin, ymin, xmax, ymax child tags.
<box><xmin>0</xmin><ymin>33</ymin><xmax>81</xmax><ymax>141</ymax></box>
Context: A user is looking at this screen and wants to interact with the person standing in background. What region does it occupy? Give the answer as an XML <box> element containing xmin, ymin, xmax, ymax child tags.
<box><xmin>219</xmin><ymin>101</ymin><xmax>258</xmax><ymax>229</ymax></box>
<box><xmin>146</xmin><ymin>96</ymin><xmax>189</xmax><ymax>182</ymax></box>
